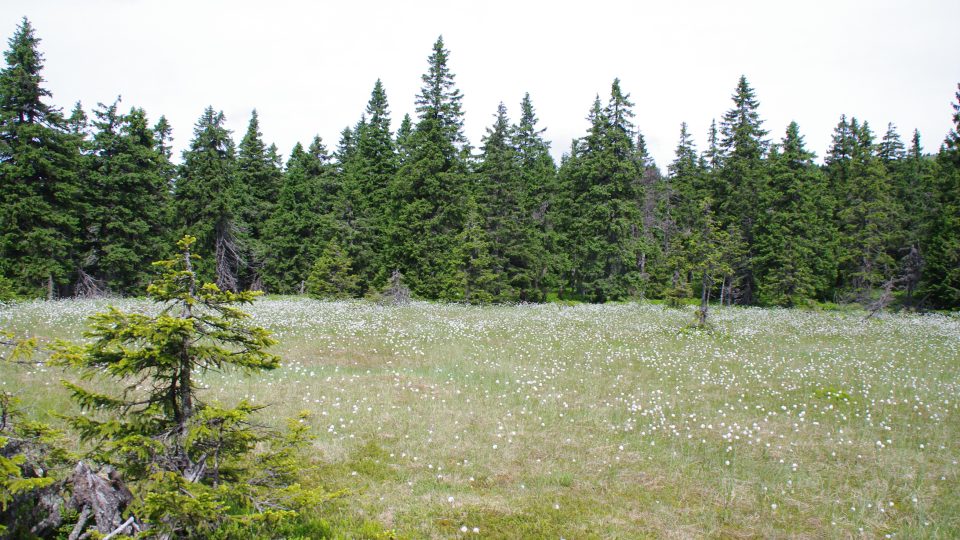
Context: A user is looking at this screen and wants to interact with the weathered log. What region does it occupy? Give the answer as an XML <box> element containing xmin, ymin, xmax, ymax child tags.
<box><xmin>67</xmin><ymin>461</ymin><xmax>134</xmax><ymax>537</ymax></box>
<box><xmin>29</xmin><ymin>482</ymin><xmax>66</xmax><ymax>537</ymax></box>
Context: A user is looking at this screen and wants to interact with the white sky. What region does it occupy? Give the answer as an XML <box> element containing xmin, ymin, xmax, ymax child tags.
<box><xmin>3</xmin><ymin>0</ymin><xmax>959</xmax><ymax>168</ymax></box>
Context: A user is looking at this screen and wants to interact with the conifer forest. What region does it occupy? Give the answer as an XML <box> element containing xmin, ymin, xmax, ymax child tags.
<box><xmin>1</xmin><ymin>18</ymin><xmax>958</xmax><ymax>310</ymax></box>
<box><xmin>3</xmin><ymin>14</ymin><xmax>960</xmax><ymax>539</ymax></box>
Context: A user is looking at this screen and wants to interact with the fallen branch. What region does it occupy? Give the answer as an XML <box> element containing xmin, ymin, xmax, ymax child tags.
<box><xmin>102</xmin><ymin>516</ymin><xmax>136</xmax><ymax>540</ymax></box>
<box><xmin>67</xmin><ymin>506</ymin><xmax>91</xmax><ymax>540</ymax></box>
<box><xmin>863</xmin><ymin>275</ymin><xmax>906</xmax><ymax>322</ymax></box>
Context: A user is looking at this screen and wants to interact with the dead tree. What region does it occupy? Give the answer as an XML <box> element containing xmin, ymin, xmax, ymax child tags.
<box><xmin>697</xmin><ymin>271</ymin><xmax>713</xmax><ymax>327</ymax></box>
<box><xmin>66</xmin><ymin>461</ymin><xmax>135</xmax><ymax>540</ymax></box>
<box><xmin>214</xmin><ymin>218</ymin><xmax>244</xmax><ymax>292</ymax></box>
<box><xmin>74</xmin><ymin>269</ymin><xmax>108</xmax><ymax>298</ymax></box>
<box><xmin>863</xmin><ymin>275</ymin><xmax>906</xmax><ymax>321</ymax></box>
<box><xmin>900</xmin><ymin>244</ymin><xmax>923</xmax><ymax>307</ymax></box>
<box><xmin>381</xmin><ymin>269</ymin><xmax>411</xmax><ymax>305</ymax></box>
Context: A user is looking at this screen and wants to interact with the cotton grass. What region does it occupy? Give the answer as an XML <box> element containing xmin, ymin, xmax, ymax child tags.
<box><xmin>2</xmin><ymin>298</ymin><xmax>958</xmax><ymax>537</ymax></box>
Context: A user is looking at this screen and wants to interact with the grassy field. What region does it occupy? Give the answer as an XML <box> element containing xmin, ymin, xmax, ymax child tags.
<box><xmin>2</xmin><ymin>298</ymin><xmax>959</xmax><ymax>539</ymax></box>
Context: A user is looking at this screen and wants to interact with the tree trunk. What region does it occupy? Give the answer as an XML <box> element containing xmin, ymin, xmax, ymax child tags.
<box><xmin>699</xmin><ymin>272</ymin><xmax>711</xmax><ymax>327</ymax></box>
<box><xmin>177</xmin><ymin>243</ymin><xmax>197</xmax><ymax>436</ymax></box>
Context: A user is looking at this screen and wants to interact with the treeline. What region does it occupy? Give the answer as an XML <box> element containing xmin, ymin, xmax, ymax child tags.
<box><xmin>1</xmin><ymin>18</ymin><xmax>958</xmax><ymax>308</ymax></box>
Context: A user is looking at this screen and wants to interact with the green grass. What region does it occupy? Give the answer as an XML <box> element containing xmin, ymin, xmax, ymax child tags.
<box><xmin>2</xmin><ymin>298</ymin><xmax>959</xmax><ymax>538</ymax></box>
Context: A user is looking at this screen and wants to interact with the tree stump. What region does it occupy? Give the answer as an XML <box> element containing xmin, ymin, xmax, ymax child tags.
<box><xmin>67</xmin><ymin>461</ymin><xmax>133</xmax><ymax>539</ymax></box>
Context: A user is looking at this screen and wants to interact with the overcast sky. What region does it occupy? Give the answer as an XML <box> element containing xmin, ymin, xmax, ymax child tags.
<box><xmin>3</xmin><ymin>0</ymin><xmax>959</xmax><ymax>167</ymax></box>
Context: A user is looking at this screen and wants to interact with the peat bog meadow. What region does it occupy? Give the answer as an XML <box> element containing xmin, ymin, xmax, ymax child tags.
<box><xmin>3</xmin><ymin>297</ymin><xmax>958</xmax><ymax>538</ymax></box>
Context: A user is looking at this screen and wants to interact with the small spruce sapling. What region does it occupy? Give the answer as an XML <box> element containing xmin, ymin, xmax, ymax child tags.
<box><xmin>306</xmin><ymin>241</ymin><xmax>360</xmax><ymax>300</ymax></box>
<box><xmin>52</xmin><ymin>236</ymin><xmax>330</xmax><ymax>538</ymax></box>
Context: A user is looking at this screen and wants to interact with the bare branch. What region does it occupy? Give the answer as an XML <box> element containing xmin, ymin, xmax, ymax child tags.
<box><xmin>101</xmin><ymin>516</ymin><xmax>135</xmax><ymax>540</ymax></box>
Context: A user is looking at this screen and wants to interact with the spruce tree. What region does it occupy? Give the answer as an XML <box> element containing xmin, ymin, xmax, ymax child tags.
<box><xmin>555</xmin><ymin>101</ymin><xmax>598</xmax><ymax>299</ymax></box>
<box><xmin>334</xmin><ymin>122</ymin><xmax>363</xmax><ymax>291</ymax></box>
<box><xmin>263</xmin><ymin>138</ymin><xmax>337</xmax><ymax>293</ymax></box>
<box><xmin>385</xmin><ymin>36</ymin><xmax>470</xmax><ymax>300</ymax></box>
<box><xmin>697</xmin><ymin>119</ymin><xmax>734</xmax><ymax>301</ymax></box>
<box><xmin>562</xmin><ymin>81</ymin><xmax>648</xmax><ymax>301</ymax></box>
<box><xmin>703</xmin><ymin>119</ymin><xmax>722</xmax><ymax>171</ymax></box>
<box><xmin>456</xmin><ymin>196</ymin><xmax>497</xmax><ymax>304</ymax></box>
<box><xmin>512</xmin><ymin>93</ymin><xmax>556</xmax><ymax>299</ymax></box>
<box><xmin>335</xmin><ymin>124</ymin><xmax>359</xmax><ymax>172</ymax></box>
<box><xmin>153</xmin><ymin>114</ymin><xmax>176</xmax><ymax>195</ymax></box>
<box><xmin>921</xmin><ymin>84</ymin><xmax>960</xmax><ymax>308</ymax></box>
<box><xmin>0</xmin><ymin>18</ymin><xmax>80</xmax><ymax>298</ymax></box>
<box><xmin>174</xmin><ymin>107</ymin><xmax>241</xmax><ymax>291</ymax></box>
<box><xmin>415</xmin><ymin>36</ymin><xmax>467</xmax><ymax>153</ymax></box>
<box><xmin>754</xmin><ymin>122</ymin><xmax>836</xmax><ymax>305</ymax></box>
<box><xmin>878</xmin><ymin>123</ymin><xmax>906</xmax><ymax>163</ymax></box>
<box><xmin>53</xmin><ymin>235</ymin><xmax>280</xmax><ymax>480</ymax></box>
<box><xmin>66</xmin><ymin>100</ymin><xmax>89</xmax><ymax>138</ymax></box>
<box><xmin>342</xmin><ymin>80</ymin><xmax>398</xmax><ymax>290</ymax></box>
<box><xmin>687</xmin><ymin>200</ymin><xmax>739</xmax><ymax>326</ymax></box>
<box><xmin>662</xmin><ymin>122</ymin><xmax>706</xmax><ymax>301</ymax></box>
<box><xmin>359</xmin><ymin>81</ymin><xmax>398</xmax><ymax>275</ymax></box>
<box><xmin>825</xmin><ymin>115</ymin><xmax>855</xmax><ymax>195</ymax></box>
<box><xmin>82</xmin><ymin>101</ymin><xmax>172</xmax><ymax>294</ymax></box>
<box><xmin>896</xmin><ymin>130</ymin><xmax>934</xmax><ymax>303</ymax></box>
<box><xmin>878</xmin><ymin>123</ymin><xmax>909</xmax><ymax>244</ymax></box>
<box><xmin>153</xmin><ymin>115</ymin><xmax>173</xmax><ymax>161</ymax></box>
<box><xmin>51</xmin><ymin>236</ymin><xmax>326</xmax><ymax>536</ymax></box>
<box><xmin>878</xmin><ymin>124</ymin><xmax>931</xmax><ymax>304</ymax></box>
<box><xmin>235</xmin><ymin>110</ymin><xmax>282</xmax><ymax>290</ymax></box>
<box><xmin>835</xmin><ymin>121</ymin><xmax>900</xmax><ymax>297</ymax></box>
<box><xmin>395</xmin><ymin>113</ymin><xmax>414</xmax><ymax>166</ymax></box>
<box><xmin>903</xmin><ymin>130</ymin><xmax>932</xmax><ymax>225</ymax></box>
<box><xmin>67</xmin><ymin>100</ymin><xmax>95</xmax><ymax>288</ymax></box>
<box><xmin>716</xmin><ymin>75</ymin><xmax>769</xmax><ymax>304</ymax></box>
<box><xmin>306</xmin><ymin>241</ymin><xmax>360</xmax><ymax>300</ymax></box>
<box><xmin>668</xmin><ymin>122</ymin><xmax>705</xmax><ymax>227</ymax></box>
<box><xmin>333</xmin><ymin>122</ymin><xmax>364</xmax><ymax>293</ymax></box>
<box><xmin>822</xmin><ymin>115</ymin><xmax>857</xmax><ymax>293</ymax></box>
<box><xmin>550</xmin><ymin>140</ymin><xmax>580</xmax><ymax>299</ymax></box>
<box><xmin>477</xmin><ymin>102</ymin><xmax>523</xmax><ymax>300</ymax></box>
